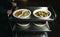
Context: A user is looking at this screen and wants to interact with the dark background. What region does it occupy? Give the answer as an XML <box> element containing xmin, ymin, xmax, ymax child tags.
<box><xmin>33</xmin><ymin>0</ymin><xmax>60</xmax><ymax>37</ymax></box>
<box><xmin>48</xmin><ymin>0</ymin><xmax>60</xmax><ymax>37</ymax></box>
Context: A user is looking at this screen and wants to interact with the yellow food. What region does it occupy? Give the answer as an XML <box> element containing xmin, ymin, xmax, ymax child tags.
<box><xmin>15</xmin><ymin>11</ymin><xmax>22</xmax><ymax>16</ymax></box>
<box><xmin>35</xmin><ymin>11</ymin><xmax>50</xmax><ymax>17</ymax></box>
<box><xmin>22</xmin><ymin>11</ymin><xmax>29</xmax><ymax>16</ymax></box>
<box><xmin>14</xmin><ymin>10</ymin><xmax>29</xmax><ymax>17</ymax></box>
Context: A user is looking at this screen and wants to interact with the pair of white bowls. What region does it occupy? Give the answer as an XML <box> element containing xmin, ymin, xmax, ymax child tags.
<box><xmin>13</xmin><ymin>7</ymin><xmax>51</xmax><ymax>19</ymax></box>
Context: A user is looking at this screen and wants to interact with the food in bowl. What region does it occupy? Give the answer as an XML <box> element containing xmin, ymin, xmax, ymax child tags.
<box><xmin>15</xmin><ymin>11</ymin><xmax>22</xmax><ymax>16</ymax></box>
<box><xmin>33</xmin><ymin>9</ymin><xmax>51</xmax><ymax>19</ymax></box>
<box><xmin>35</xmin><ymin>11</ymin><xmax>50</xmax><ymax>17</ymax></box>
<box><xmin>21</xmin><ymin>10</ymin><xmax>30</xmax><ymax>17</ymax></box>
<box><xmin>13</xmin><ymin>9</ymin><xmax>31</xmax><ymax>19</ymax></box>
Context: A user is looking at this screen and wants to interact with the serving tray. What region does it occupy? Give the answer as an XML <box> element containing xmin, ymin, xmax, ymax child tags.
<box><xmin>9</xmin><ymin>7</ymin><xmax>57</xmax><ymax>22</ymax></box>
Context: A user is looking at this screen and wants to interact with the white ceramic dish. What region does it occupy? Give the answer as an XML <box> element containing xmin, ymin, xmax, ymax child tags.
<box><xmin>33</xmin><ymin>7</ymin><xmax>51</xmax><ymax>20</ymax></box>
<box><xmin>13</xmin><ymin>9</ymin><xmax>31</xmax><ymax>19</ymax></box>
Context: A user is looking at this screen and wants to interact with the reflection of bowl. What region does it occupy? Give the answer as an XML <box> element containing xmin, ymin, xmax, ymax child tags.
<box><xmin>33</xmin><ymin>9</ymin><xmax>51</xmax><ymax>19</ymax></box>
<box><xmin>34</xmin><ymin>22</ymin><xmax>45</xmax><ymax>27</ymax></box>
<box><xmin>17</xmin><ymin>23</ymin><xmax>30</xmax><ymax>29</ymax></box>
<box><xmin>17</xmin><ymin>23</ymin><xmax>29</xmax><ymax>27</ymax></box>
<box><xmin>17</xmin><ymin>22</ymin><xmax>30</xmax><ymax>29</ymax></box>
<box><xmin>13</xmin><ymin>9</ymin><xmax>31</xmax><ymax>19</ymax></box>
<box><xmin>17</xmin><ymin>21</ymin><xmax>29</xmax><ymax>26</ymax></box>
<box><xmin>34</xmin><ymin>23</ymin><xmax>45</xmax><ymax>27</ymax></box>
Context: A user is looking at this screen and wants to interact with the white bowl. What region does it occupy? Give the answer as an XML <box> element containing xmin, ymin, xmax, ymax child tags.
<box><xmin>13</xmin><ymin>9</ymin><xmax>31</xmax><ymax>19</ymax></box>
<box><xmin>33</xmin><ymin>9</ymin><xmax>51</xmax><ymax>20</ymax></box>
<box><xmin>34</xmin><ymin>23</ymin><xmax>45</xmax><ymax>27</ymax></box>
<box><xmin>17</xmin><ymin>23</ymin><xmax>30</xmax><ymax>29</ymax></box>
<box><xmin>17</xmin><ymin>23</ymin><xmax>29</xmax><ymax>27</ymax></box>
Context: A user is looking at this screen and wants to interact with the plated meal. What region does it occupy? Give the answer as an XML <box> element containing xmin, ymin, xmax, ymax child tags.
<box><xmin>13</xmin><ymin>9</ymin><xmax>31</xmax><ymax>19</ymax></box>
